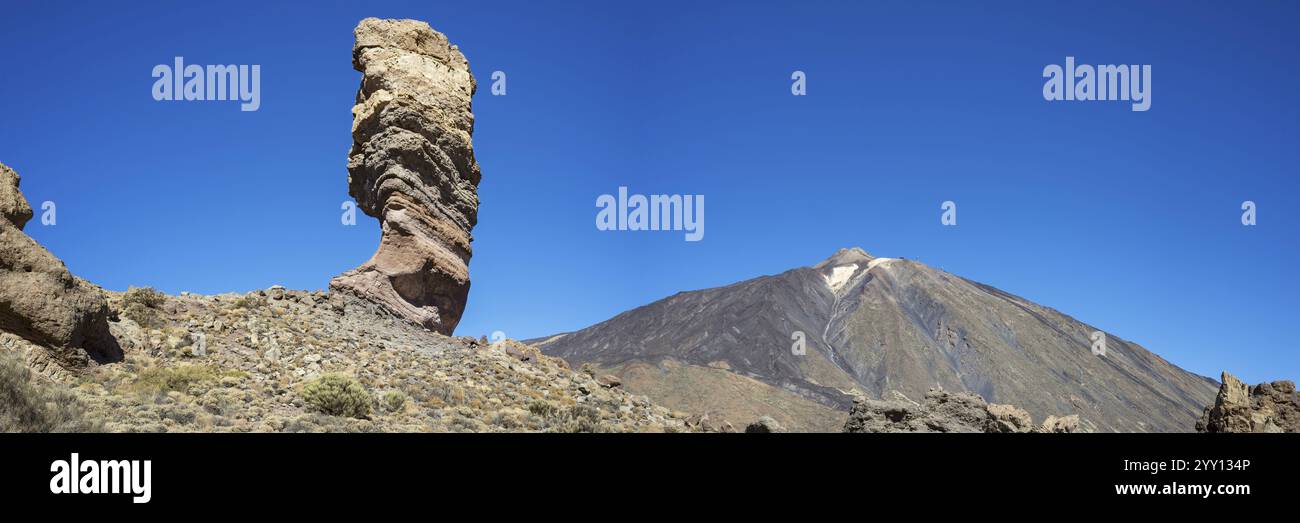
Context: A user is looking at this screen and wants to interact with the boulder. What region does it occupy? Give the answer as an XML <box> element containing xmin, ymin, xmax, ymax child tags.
<box><xmin>0</xmin><ymin>162</ymin><xmax>119</xmax><ymax>365</ymax></box>
<box><xmin>330</xmin><ymin>18</ymin><xmax>481</xmax><ymax>335</ymax></box>
<box><xmin>1040</xmin><ymin>415</ymin><xmax>1083</xmax><ymax>433</ymax></box>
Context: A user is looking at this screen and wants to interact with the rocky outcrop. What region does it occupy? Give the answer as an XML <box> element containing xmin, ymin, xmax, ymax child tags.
<box><xmin>1196</xmin><ymin>371</ymin><xmax>1299</xmax><ymax>433</ymax></box>
<box><xmin>330</xmin><ymin>18</ymin><xmax>481</xmax><ymax>335</ymax></box>
<box><xmin>0</xmin><ymin>162</ymin><xmax>119</xmax><ymax>365</ymax></box>
<box><xmin>843</xmin><ymin>388</ymin><xmax>1093</xmax><ymax>433</ymax></box>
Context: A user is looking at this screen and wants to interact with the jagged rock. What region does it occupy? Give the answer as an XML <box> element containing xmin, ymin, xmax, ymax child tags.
<box><xmin>1040</xmin><ymin>415</ymin><xmax>1082</xmax><ymax>433</ymax></box>
<box><xmin>744</xmin><ymin>416</ymin><xmax>784</xmax><ymax>433</ymax></box>
<box><xmin>843</xmin><ymin>388</ymin><xmax>1090</xmax><ymax>433</ymax></box>
<box><xmin>0</xmin><ymin>163</ymin><xmax>33</xmax><ymax>227</ymax></box>
<box><xmin>498</xmin><ymin>340</ymin><xmax>562</xmax><ymax>368</ymax></box>
<box><xmin>987</xmin><ymin>403</ymin><xmax>1036</xmax><ymax>433</ymax></box>
<box><xmin>1196</xmin><ymin>371</ymin><xmax>1299</xmax><ymax>433</ymax></box>
<box><xmin>330</xmin><ymin>18</ymin><xmax>481</xmax><ymax>335</ymax></box>
<box><xmin>0</xmin><ymin>162</ymin><xmax>119</xmax><ymax>365</ymax></box>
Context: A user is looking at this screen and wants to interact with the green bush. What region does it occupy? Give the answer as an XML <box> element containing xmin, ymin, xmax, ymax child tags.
<box><xmin>301</xmin><ymin>374</ymin><xmax>372</xmax><ymax>418</ymax></box>
<box><xmin>232</xmin><ymin>295</ymin><xmax>263</xmax><ymax>309</ymax></box>
<box><xmin>0</xmin><ymin>351</ymin><xmax>101</xmax><ymax>432</ymax></box>
<box><xmin>123</xmin><ymin>286</ymin><xmax>166</xmax><ymax>308</ymax></box>
<box><xmin>379</xmin><ymin>390</ymin><xmax>406</xmax><ymax>413</ymax></box>
<box><xmin>526</xmin><ymin>399</ymin><xmax>558</xmax><ymax>417</ymax></box>
<box><xmin>122</xmin><ymin>286</ymin><xmax>166</xmax><ymax>329</ymax></box>
<box><xmin>130</xmin><ymin>364</ymin><xmax>223</xmax><ymax>395</ymax></box>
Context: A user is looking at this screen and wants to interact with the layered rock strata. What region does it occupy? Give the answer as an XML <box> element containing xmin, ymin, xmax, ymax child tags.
<box><xmin>330</xmin><ymin>18</ymin><xmax>481</xmax><ymax>335</ymax></box>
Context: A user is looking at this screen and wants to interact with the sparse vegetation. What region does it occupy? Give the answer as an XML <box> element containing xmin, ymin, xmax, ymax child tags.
<box><xmin>130</xmin><ymin>364</ymin><xmax>230</xmax><ymax>395</ymax></box>
<box><xmin>526</xmin><ymin>399</ymin><xmax>558</xmax><ymax>417</ymax></box>
<box><xmin>122</xmin><ymin>286</ymin><xmax>167</xmax><ymax>329</ymax></box>
<box><xmin>0</xmin><ymin>350</ymin><xmax>102</xmax><ymax>432</ymax></box>
<box><xmin>232</xmin><ymin>295</ymin><xmax>264</xmax><ymax>309</ymax></box>
<box><xmin>379</xmin><ymin>390</ymin><xmax>406</xmax><ymax>413</ymax></box>
<box><xmin>4</xmin><ymin>286</ymin><xmax>690</xmax><ymax>433</ymax></box>
<box><xmin>558</xmin><ymin>404</ymin><xmax>606</xmax><ymax>433</ymax></box>
<box><xmin>301</xmin><ymin>374</ymin><xmax>372</xmax><ymax>418</ymax></box>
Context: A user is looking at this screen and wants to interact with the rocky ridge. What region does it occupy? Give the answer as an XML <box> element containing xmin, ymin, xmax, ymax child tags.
<box><xmin>2</xmin><ymin>286</ymin><xmax>694</xmax><ymax>432</ymax></box>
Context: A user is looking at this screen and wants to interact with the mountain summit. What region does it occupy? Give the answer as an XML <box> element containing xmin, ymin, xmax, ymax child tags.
<box><xmin>815</xmin><ymin>246</ymin><xmax>875</xmax><ymax>268</ymax></box>
<box><xmin>535</xmin><ymin>248</ymin><xmax>1218</xmax><ymax>432</ymax></box>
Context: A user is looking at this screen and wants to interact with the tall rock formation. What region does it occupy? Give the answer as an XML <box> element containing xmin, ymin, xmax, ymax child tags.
<box><xmin>0</xmin><ymin>162</ymin><xmax>119</xmax><ymax>364</ymax></box>
<box><xmin>330</xmin><ymin>18</ymin><xmax>481</xmax><ymax>335</ymax></box>
<box><xmin>1196</xmin><ymin>371</ymin><xmax>1299</xmax><ymax>433</ymax></box>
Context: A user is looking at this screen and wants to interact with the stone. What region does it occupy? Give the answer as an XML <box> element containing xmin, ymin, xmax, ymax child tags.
<box><xmin>987</xmin><ymin>403</ymin><xmax>1036</xmax><ymax>433</ymax></box>
<box><xmin>1040</xmin><ymin>414</ymin><xmax>1082</xmax><ymax>433</ymax></box>
<box><xmin>1196</xmin><ymin>371</ymin><xmax>1299</xmax><ymax>433</ymax></box>
<box><xmin>0</xmin><ymin>162</ymin><xmax>120</xmax><ymax>365</ymax></box>
<box><xmin>329</xmin><ymin>18</ymin><xmax>481</xmax><ymax>335</ymax></box>
<box><xmin>0</xmin><ymin>163</ymin><xmax>33</xmax><ymax>227</ymax></box>
<box><xmin>500</xmin><ymin>340</ymin><xmax>542</xmax><ymax>363</ymax></box>
<box><xmin>744</xmin><ymin>416</ymin><xmax>784</xmax><ymax>433</ymax></box>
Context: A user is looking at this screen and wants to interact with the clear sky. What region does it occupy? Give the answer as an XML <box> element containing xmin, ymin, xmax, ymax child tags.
<box><xmin>2</xmin><ymin>1</ymin><xmax>1296</xmax><ymax>384</ymax></box>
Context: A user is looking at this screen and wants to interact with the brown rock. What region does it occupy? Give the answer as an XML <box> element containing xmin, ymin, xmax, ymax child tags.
<box><xmin>1040</xmin><ymin>414</ymin><xmax>1082</xmax><ymax>433</ymax></box>
<box><xmin>0</xmin><ymin>163</ymin><xmax>34</xmax><ymax>228</ymax></box>
<box><xmin>987</xmin><ymin>403</ymin><xmax>1035</xmax><ymax>433</ymax></box>
<box><xmin>500</xmin><ymin>340</ymin><xmax>542</xmax><ymax>363</ymax></box>
<box><xmin>0</xmin><ymin>162</ymin><xmax>119</xmax><ymax>364</ymax></box>
<box><xmin>330</xmin><ymin>18</ymin><xmax>481</xmax><ymax>335</ymax></box>
<box><xmin>1197</xmin><ymin>371</ymin><xmax>1299</xmax><ymax>433</ymax></box>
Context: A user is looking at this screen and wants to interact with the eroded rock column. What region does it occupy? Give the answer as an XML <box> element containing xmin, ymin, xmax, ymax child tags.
<box><xmin>330</xmin><ymin>18</ymin><xmax>481</xmax><ymax>335</ymax></box>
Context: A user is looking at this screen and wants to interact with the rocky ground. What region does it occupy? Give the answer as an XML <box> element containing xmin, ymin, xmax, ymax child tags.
<box><xmin>843</xmin><ymin>388</ymin><xmax>1095</xmax><ymax>433</ymax></box>
<box><xmin>2</xmin><ymin>286</ymin><xmax>696</xmax><ymax>433</ymax></box>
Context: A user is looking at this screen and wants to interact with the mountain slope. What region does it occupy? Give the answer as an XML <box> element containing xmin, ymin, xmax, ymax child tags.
<box><xmin>535</xmin><ymin>248</ymin><xmax>1218</xmax><ymax>432</ymax></box>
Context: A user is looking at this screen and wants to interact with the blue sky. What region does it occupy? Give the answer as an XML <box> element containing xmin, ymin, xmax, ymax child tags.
<box><xmin>1</xmin><ymin>1</ymin><xmax>1296</xmax><ymax>383</ymax></box>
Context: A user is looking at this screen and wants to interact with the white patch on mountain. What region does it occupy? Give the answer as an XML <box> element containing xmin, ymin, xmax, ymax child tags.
<box><xmin>823</xmin><ymin>264</ymin><xmax>859</xmax><ymax>292</ymax></box>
